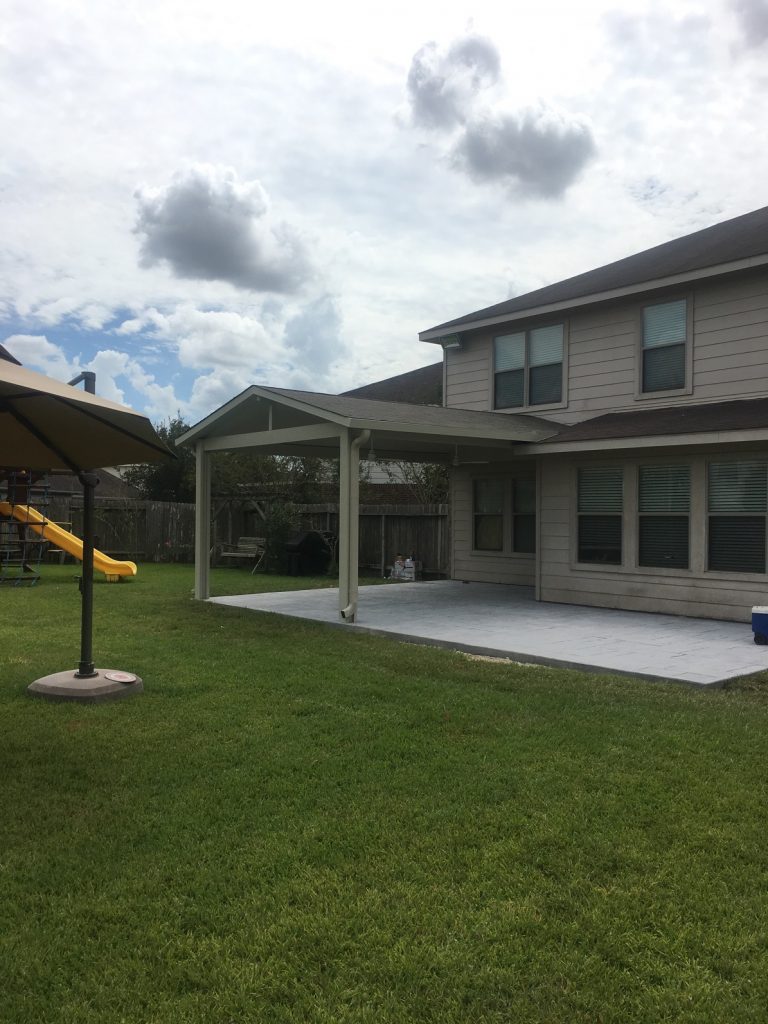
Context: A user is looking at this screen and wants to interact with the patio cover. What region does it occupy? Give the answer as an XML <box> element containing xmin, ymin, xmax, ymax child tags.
<box><xmin>178</xmin><ymin>385</ymin><xmax>560</xmax><ymax>620</ymax></box>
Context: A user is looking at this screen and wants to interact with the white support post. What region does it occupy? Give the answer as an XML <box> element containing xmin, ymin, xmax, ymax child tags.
<box><xmin>337</xmin><ymin>428</ymin><xmax>363</xmax><ymax>622</ymax></box>
<box><xmin>338</xmin><ymin>429</ymin><xmax>352</xmax><ymax>619</ymax></box>
<box><xmin>194</xmin><ymin>442</ymin><xmax>212</xmax><ymax>600</ymax></box>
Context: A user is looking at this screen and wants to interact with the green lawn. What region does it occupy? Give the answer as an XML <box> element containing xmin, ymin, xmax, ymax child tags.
<box><xmin>1</xmin><ymin>563</ymin><xmax>768</xmax><ymax>1023</ymax></box>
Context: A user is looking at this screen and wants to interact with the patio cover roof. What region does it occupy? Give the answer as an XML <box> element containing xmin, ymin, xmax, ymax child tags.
<box><xmin>178</xmin><ymin>385</ymin><xmax>560</xmax><ymax>461</ymax></box>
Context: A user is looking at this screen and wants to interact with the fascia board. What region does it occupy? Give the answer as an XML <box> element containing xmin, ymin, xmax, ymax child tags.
<box><xmin>347</xmin><ymin>416</ymin><xmax>557</xmax><ymax>443</ymax></box>
<box><xmin>519</xmin><ymin>426</ymin><xmax>768</xmax><ymax>455</ymax></box>
<box><xmin>419</xmin><ymin>254</ymin><xmax>768</xmax><ymax>342</ymax></box>
<box><xmin>201</xmin><ymin>423</ymin><xmax>346</xmax><ymax>452</ymax></box>
<box><xmin>177</xmin><ymin>385</ymin><xmax>352</xmax><ymax>446</ymax></box>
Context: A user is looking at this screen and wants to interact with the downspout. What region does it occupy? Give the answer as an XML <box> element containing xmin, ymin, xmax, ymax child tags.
<box><xmin>340</xmin><ymin>429</ymin><xmax>370</xmax><ymax>621</ymax></box>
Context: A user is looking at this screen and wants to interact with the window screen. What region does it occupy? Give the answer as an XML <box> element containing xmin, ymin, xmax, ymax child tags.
<box><xmin>473</xmin><ymin>479</ymin><xmax>504</xmax><ymax>550</ymax></box>
<box><xmin>642</xmin><ymin>299</ymin><xmax>686</xmax><ymax>392</ymax></box>
<box><xmin>494</xmin><ymin>334</ymin><xmax>525</xmax><ymax>409</ymax></box>
<box><xmin>529</xmin><ymin>325</ymin><xmax>563</xmax><ymax>406</ymax></box>
<box><xmin>512</xmin><ymin>477</ymin><xmax>536</xmax><ymax>553</ymax></box>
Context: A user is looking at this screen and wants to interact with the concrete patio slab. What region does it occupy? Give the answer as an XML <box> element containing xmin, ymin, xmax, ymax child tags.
<box><xmin>210</xmin><ymin>581</ymin><xmax>768</xmax><ymax>687</ymax></box>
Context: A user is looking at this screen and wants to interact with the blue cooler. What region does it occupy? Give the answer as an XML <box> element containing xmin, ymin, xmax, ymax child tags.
<box><xmin>752</xmin><ymin>606</ymin><xmax>768</xmax><ymax>645</ymax></box>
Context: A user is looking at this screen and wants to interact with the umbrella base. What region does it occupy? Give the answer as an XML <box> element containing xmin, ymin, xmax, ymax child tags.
<box><xmin>27</xmin><ymin>669</ymin><xmax>143</xmax><ymax>703</ymax></box>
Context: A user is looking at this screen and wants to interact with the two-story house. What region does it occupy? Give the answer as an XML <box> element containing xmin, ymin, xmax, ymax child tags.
<box><xmin>183</xmin><ymin>204</ymin><xmax>768</xmax><ymax>624</ymax></box>
<box><xmin>421</xmin><ymin>204</ymin><xmax>768</xmax><ymax>622</ymax></box>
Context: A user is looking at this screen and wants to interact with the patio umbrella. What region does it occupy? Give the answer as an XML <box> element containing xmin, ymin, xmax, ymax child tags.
<box><xmin>0</xmin><ymin>359</ymin><xmax>172</xmax><ymax>700</ymax></box>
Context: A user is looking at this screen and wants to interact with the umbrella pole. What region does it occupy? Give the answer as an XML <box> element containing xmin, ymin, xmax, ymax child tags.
<box><xmin>28</xmin><ymin>465</ymin><xmax>144</xmax><ymax>701</ymax></box>
<box><xmin>75</xmin><ymin>471</ymin><xmax>98</xmax><ymax>678</ymax></box>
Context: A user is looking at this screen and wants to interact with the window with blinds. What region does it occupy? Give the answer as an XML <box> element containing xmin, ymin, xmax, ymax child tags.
<box><xmin>512</xmin><ymin>477</ymin><xmax>536</xmax><ymax>553</ymax></box>
<box><xmin>638</xmin><ymin>465</ymin><xmax>690</xmax><ymax>569</ymax></box>
<box><xmin>473</xmin><ymin>479</ymin><xmax>504</xmax><ymax>550</ymax></box>
<box><xmin>708</xmin><ymin>461</ymin><xmax>767</xmax><ymax>573</ymax></box>
<box><xmin>472</xmin><ymin>477</ymin><xmax>536</xmax><ymax>554</ymax></box>
<box><xmin>494</xmin><ymin>324</ymin><xmax>563</xmax><ymax>409</ymax></box>
<box><xmin>642</xmin><ymin>299</ymin><xmax>687</xmax><ymax>393</ymax></box>
<box><xmin>578</xmin><ymin>467</ymin><xmax>623</xmax><ymax>564</ymax></box>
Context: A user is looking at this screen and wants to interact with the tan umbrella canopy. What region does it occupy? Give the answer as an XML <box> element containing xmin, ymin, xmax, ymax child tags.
<box><xmin>0</xmin><ymin>359</ymin><xmax>172</xmax><ymax>701</ymax></box>
<box><xmin>0</xmin><ymin>360</ymin><xmax>170</xmax><ymax>471</ymax></box>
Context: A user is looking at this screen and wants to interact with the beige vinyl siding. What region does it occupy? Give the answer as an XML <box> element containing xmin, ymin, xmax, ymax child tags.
<box><xmin>451</xmin><ymin>464</ymin><xmax>536</xmax><ymax>585</ymax></box>
<box><xmin>443</xmin><ymin>267</ymin><xmax>768</xmax><ymax>421</ymax></box>
<box><xmin>538</xmin><ymin>452</ymin><xmax>768</xmax><ymax>623</ymax></box>
<box><xmin>444</xmin><ymin>336</ymin><xmax>491</xmax><ymax>411</ymax></box>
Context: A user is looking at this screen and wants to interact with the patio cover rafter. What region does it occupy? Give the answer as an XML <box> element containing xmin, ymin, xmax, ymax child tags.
<box><xmin>200</xmin><ymin>423</ymin><xmax>345</xmax><ymax>453</ymax></box>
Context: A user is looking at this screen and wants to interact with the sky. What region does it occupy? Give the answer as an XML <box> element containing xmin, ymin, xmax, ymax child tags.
<box><xmin>2</xmin><ymin>0</ymin><xmax>767</xmax><ymax>425</ymax></box>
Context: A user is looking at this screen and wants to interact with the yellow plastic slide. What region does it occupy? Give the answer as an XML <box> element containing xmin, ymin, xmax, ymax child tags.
<box><xmin>0</xmin><ymin>502</ymin><xmax>137</xmax><ymax>580</ymax></box>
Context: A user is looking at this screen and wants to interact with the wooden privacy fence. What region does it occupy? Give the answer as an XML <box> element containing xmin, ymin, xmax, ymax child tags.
<box><xmin>45</xmin><ymin>497</ymin><xmax>196</xmax><ymax>562</ymax></box>
<box><xmin>297</xmin><ymin>504</ymin><xmax>449</xmax><ymax>577</ymax></box>
<box><xmin>35</xmin><ymin>495</ymin><xmax>450</xmax><ymax>575</ymax></box>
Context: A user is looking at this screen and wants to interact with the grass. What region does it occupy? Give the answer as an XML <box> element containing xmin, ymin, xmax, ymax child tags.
<box><xmin>1</xmin><ymin>563</ymin><xmax>768</xmax><ymax>1023</ymax></box>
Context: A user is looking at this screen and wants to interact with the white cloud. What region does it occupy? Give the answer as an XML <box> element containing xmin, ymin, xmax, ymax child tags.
<box><xmin>452</xmin><ymin>107</ymin><xmax>596</xmax><ymax>199</ymax></box>
<box><xmin>1</xmin><ymin>333</ymin><xmax>182</xmax><ymax>421</ymax></box>
<box><xmin>2</xmin><ymin>0</ymin><xmax>768</xmax><ymax>424</ymax></box>
<box><xmin>134</xmin><ymin>165</ymin><xmax>313</xmax><ymax>294</ymax></box>
<box><xmin>406</xmin><ymin>35</ymin><xmax>501</xmax><ymax>129</ymax></box>
<box><xmin>404</xmin><ymin>32</ymin><xmax>597</xmax><ymax>199</ymax></box>
<box><xmin>116</xmin><ymin>305</ymin><xmax>282</xmax><ymax>372</ymax></box>
<box><xmin>283</xmin><ymin>294</ymin><xmax>345</xmax><ymax>377</ymax></box>
<box><xmin>731</xmin><ymin>0</ymin><xmax>768</xmax><ymax>47</ymax></box>
<box><xmin>187</xmin><ymin>369</ymin><xmax>253</xmax><ymax>420</ymax></box>
<box><xmin>2</xmin><ymin>334</ymin><xmax>78</xmax><ymax>379</ymax></box>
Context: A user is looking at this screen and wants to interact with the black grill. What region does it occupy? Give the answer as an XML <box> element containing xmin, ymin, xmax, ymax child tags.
<box><xmin>284</xmin><ymin>531</ymin><xmax>332</xmax><ymax>575</ymax></box>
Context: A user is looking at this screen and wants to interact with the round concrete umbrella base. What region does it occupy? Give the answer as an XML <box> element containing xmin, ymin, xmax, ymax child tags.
<box><xmin>27</xmin><ymin>670</ymin><xmax>143</xmax><ymax>703</ymax></box>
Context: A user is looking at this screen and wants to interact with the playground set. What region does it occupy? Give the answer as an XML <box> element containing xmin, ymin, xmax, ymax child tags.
<box><xmin>0</xmin><ymin>469</ymin><xmax>137</xmax><ymax>586</ymax></box>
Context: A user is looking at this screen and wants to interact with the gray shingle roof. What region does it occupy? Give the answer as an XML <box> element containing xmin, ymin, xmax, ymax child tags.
<box><xmin>424</xmin><ymin>204</ymin><xmax>768</xmax><ymax>336</ymax></box>
<box><xmin>538</xmin><ymin>396</ymin><xmax>768</xmax><ymax>444</ymax></box>
<box><xmin>260</xmin><ymin>386</ymin><xmax>559</xmax><ymax>441</ymax></box>
<box><xmin>343</xmin><ymin>362</ymin><xmax>442</xmax><ymax>405</ymax></box>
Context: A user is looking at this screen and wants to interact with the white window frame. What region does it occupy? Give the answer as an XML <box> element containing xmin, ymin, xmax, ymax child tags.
<box><xmin>491</xmin><ymin>321</ymin><xmax>569</xmax><ymax>413</ymax></box>
<box><xmin>471</xmin><ymin>474</ymin><xmax>537</xmax><ymax>557</ymax></box>
<box><xmin>634</xmin><ymin>294</ymin><xmax>694</xmax><ymax>401</ymax></box>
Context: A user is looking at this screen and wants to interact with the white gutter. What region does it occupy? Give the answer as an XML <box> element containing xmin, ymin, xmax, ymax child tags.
<box><xmin>340</xmin><ymin>429</ymin><xmax>370</xmax><ymax>622</ymax></box>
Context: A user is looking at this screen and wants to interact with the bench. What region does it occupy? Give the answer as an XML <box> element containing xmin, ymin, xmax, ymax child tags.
<box><xmin>219</xmin><ymin>537</ymin><xmax>266</xmax><ymax>574</ymax></box>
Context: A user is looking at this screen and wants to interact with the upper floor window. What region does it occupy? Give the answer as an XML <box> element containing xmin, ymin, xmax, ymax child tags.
<box><xmin>494</xmin><ymin>324</ymin><xmax>564</xmax><ymax>409</ymax></box>
<box><xmin>642</xmin><ymin>299</ymin><xmax>687</xmax><ymax>393</ymax></box>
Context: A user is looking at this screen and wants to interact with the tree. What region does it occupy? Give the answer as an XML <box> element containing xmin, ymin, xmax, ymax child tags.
<box><xmin>123</xmin><ymin>418</ymin><xmax>337</xmax><ymax>503</ymax></box>
<box><xmin>123</xmin><ymin>417</ymin><xmax>196</xmax><ymax>502</ymax></box>
<box><xmin>381</xmin><ymin>461</ymin><xmax>449</xmax><ymax>504</ymax></box>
